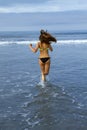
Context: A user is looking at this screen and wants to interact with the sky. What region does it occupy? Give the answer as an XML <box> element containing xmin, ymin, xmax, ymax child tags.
<box><xmin>0</xmin><ymin>0</ymin><xmax>87</xmax><ymax>13</ymax></box>
<box><xmin>0</xmin><ymin>0</ymin><xmax>87</xmax><ymax>31</ymax></box>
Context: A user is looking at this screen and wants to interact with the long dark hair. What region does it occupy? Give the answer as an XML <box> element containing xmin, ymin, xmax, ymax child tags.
<box><xmin>39</xmin><ymin>29</ymin><xmax>57</xmax><ymax>44</ymax></box>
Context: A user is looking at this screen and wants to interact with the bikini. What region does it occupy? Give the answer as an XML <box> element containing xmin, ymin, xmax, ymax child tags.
<box><xmin>39</xmin><ymin>47</ymin><xmax>49</xmax><ymax>50</ymax></box>
<box><xmin>39</xmin><ymin>57</ymin><xmax>50</xmax><ymax>63</ymax></box>
<box><xmin>39</xmin><ymin>47</ymin><xmax>50</xmax><ymax>63</ymax></box>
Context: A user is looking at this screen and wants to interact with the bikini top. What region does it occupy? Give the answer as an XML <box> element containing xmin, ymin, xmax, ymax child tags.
<box><xmin>39</xmin><ymin>47</ymin><xmax>49</xmax><ymax>51</ymax></box>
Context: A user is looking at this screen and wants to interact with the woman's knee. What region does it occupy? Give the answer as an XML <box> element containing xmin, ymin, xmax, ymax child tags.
<box><xmin>44</xmin><ymin>72</ymin><xmax>49</xmax><ymax>75</ymax></box>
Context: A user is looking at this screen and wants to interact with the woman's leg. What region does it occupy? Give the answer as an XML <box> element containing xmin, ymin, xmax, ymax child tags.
<box><xmin>39</xmin><ymin>60</ymin><xmax>46</xmax><ymax>81</ymax></box>
<box><xmin>44</xmin><ymin>59</ymin><xmax>50</xmax><ymax>75</ymax></box>
<box><xmin>39</xmin><ymin>59</ymin><xmax>50</xmax><ymax>81</ymax></box>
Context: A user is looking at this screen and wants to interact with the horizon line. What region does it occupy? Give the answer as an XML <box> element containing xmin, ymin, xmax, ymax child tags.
<box><xmin>0</xmin><ymin>9</ymin><xmax>87</xmax><ymax>14</ymax></box>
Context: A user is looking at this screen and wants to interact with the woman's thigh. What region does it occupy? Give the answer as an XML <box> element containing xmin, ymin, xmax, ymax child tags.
<box><xmin>39</xmin><ymin>60</ymin><xmax>45</xmax><ymax>73</ymax></box>
<box><xmin>45</xmin><ymin>60</ymin><xmax>50</xmax><ymax>74</ymax></box>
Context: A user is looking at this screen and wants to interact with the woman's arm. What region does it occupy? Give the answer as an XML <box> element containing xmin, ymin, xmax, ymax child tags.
<box><xmin>29</xmin><ymin>43</ymin><xmax>39</xmax><ymax>53</ymax></box>
<box><xmin>49</xmin><ymin>44</ymin><xmax>53</xmax><ymax>51</ymax></box>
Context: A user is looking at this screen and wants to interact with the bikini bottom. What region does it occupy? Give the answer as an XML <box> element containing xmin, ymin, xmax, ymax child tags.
<box><xmin>39</xmin><ymin>57</ymin><xmax>50</xmax><ymax>63</ymax></box>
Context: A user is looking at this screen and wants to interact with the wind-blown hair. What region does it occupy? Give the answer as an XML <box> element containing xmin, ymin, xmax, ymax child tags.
<box><xmin>39</xmin><ymin>29</ymin><xmax>57</xmax><ymax>44</ymax></box>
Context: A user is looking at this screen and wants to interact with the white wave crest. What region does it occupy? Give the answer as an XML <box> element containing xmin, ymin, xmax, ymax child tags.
<box><xmin>58</xmin><ymin>39</ymin><xmax>87</xmax><ymax>45</ymax></box>
<box><xmin>0</xmin><ymin>40</ymin><xmax>37</xmax><ymax>45</ymax></box>
<box><xmin>0</xmin><ymin>39</ymin><xmax>87</xmax><ymax>45</ymax></box>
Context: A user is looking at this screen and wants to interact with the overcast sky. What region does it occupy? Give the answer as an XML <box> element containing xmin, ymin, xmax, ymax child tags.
<box><xmin>0</xmin><ymin>0</ymin><xmax>87</xmax><ymax>13</ymax></box>
<box><xmin>0</xmin><ymin>0</ymin><xmax>87</xmax><ymax>31</ymax></box>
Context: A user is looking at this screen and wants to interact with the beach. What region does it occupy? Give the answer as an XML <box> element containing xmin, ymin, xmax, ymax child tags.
<box><xmin>0</xmin><ymin>31</ymin><xmax>87</xmax><ymax>130</ymax></box>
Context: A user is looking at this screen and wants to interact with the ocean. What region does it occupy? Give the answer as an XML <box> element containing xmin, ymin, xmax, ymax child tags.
<box><xmin>0</xmin><ymin>31</ymin><xmax>87</xmax><ymax>130</ymax></box>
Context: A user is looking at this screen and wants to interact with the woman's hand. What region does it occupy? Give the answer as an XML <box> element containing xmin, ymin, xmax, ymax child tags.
<box><xmin>29</xmin><ymin>44</ymin><xmax>32</xmax><ymax>47</ymax></box>
<box><xmin>29</xmin><ymin>43</ymin><xmax>39</xmax><ymax>53</ymax></box>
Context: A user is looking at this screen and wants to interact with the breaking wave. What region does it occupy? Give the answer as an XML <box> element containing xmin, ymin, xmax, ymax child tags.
<box><xmin>0</xmin><ymin>39</ymin><xmax>87</xmax><ymax>46</ymax></box>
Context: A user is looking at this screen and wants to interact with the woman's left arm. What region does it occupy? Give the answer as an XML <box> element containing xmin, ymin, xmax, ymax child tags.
<box><xmin>29</xmin><ymin>43</ymin><xmax>39</xmax><ymax>53</ymax></box>
<box><xmin>49</xmin><ymin>44</ymin><xmax>53</xmax><ymax>51</ymax></box>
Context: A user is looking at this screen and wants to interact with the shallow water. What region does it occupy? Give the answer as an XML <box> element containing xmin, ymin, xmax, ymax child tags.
<box><xmin>0</xmin><ymin>44</ymin><xmax>87</xmax><ymax>130</ymax></box>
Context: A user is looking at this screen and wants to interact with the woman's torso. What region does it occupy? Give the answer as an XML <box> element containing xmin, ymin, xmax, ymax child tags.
<box><xmin>38</xmin><ymin>42</ymin><xmax>50</xmax><ymax>58</ymax></box>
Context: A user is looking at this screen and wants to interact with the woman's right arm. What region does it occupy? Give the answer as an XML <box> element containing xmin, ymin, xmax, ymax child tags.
<box><xmin>29</xmin><ymin>43</ymin><xmax>39</xmax><ymax>53</ymax></box>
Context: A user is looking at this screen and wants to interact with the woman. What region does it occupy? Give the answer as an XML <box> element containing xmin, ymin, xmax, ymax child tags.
<box><xmin>29</xmin><ymin>30</ymin><xmax>57</xmax><ymax>81</ymax></box>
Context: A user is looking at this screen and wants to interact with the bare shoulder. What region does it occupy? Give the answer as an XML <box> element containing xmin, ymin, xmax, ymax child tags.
<box><xmin>37</xmin><ymin>41</ymin><xmax>41</xmax><ymax>46</ymax></box>
<box><xmin>37</xmin><ymin>41</ymin><xmax>41</xmax><ymax>48</ymax></box>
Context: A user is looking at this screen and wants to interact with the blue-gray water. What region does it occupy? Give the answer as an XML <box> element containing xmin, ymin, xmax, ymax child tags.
<box><xmin>0</xmin><ymin>31</ymin><xmax>87</xmax><ymax>130</ymax></box>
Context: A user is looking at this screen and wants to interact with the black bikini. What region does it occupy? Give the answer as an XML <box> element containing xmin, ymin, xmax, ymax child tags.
<box><xmin>40</xmin><ymin>57</ymin><xmax>50</xmax><ymax>63</ymax></box>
